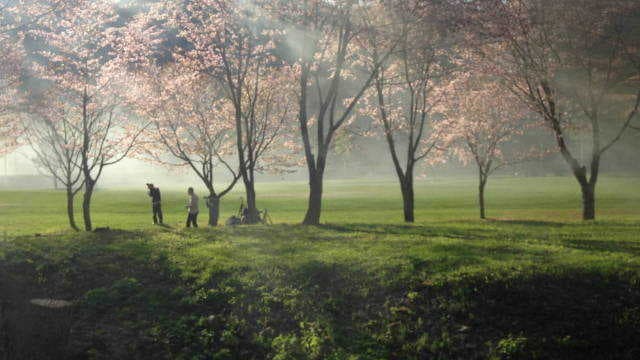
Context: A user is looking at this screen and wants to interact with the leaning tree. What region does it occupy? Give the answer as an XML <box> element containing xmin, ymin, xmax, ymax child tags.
<box><xmin>468</xmin><ymin>0</ymin><xmax>640</xmax><ymax>220</ymax></box>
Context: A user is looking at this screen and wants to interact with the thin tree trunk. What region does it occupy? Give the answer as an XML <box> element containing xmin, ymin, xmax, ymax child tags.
<box><xmin>400</xmin><ymin>177</ymin><xmax>414</xmax><ymax>223</ymax></box>
<box><xmin>303</xmin><ymin>170</ymin><xmax>323</xmax><ymax>225</ymax></box>
<box><xmin>243</xmin><ymin>177</ymin><xmax>260</xmax><ymax>224</ymax></box>
<box><xmin>479</xmin><ymin>174</ymin><xmax>487</xmax><ymax>220</ymax></box>
<box><xmin>207</xmin><ymin>194</ymin><xmax>220</xmax><ymax>227</ymax></box>
<box><xmin>82</xmin><ymin>180</ymin><xmax>94</xmax><ymax>231</ymax></box>
<box><xmin>66</xmin><ymin>189</ymin><xmax>78</xmax><ymax>231</ymax></box>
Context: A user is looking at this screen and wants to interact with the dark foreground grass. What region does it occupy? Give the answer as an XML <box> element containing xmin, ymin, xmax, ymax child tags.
<box><xmin>1</xmin><ymin>177</ymin><xmax>640</xmax><ymax>359</ymax></box>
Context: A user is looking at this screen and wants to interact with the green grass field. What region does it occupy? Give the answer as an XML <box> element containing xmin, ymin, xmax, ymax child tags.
<box><xmin>1</xmin><ymin>176</ymin><xmax>640</xmax><ymax>359</ymax></box>
<box><xmin>2</xmin><ymin>176</ymin><xmax>640</xmax><ymax>234</ymax></box>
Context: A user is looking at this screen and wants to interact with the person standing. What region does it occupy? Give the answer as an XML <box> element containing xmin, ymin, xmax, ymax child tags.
<box><xmin>186</xmin><ymin>187</ymin><xmax>199</xmax><ymax>228</ymax></box>
<box><xmin>147</xmin><ymin>183</ymin><xmax>163</xmax><ymax>225</ymax></box>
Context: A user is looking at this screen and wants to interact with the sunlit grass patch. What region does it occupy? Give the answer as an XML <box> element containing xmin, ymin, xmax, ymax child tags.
<box><xmin>1</xmin><ymin>177</ymin><xmax>639</xmax><ymax>358</ymax></box>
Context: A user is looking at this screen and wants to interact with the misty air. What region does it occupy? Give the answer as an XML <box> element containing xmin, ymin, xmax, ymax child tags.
<box><xmin>1</xmin><ymin>0</ymin><xmax>639</xmax><ymax>359</ymax></box>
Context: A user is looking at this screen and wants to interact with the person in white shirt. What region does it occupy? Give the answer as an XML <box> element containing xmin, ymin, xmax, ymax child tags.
<box><xmin>186</xmin><ymin>187</ymin><xmax>199</xmax><ymax>228</ymax></box>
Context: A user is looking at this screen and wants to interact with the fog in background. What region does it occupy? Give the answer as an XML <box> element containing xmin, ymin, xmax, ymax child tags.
<box><xmin>1</xmin><ymin>130</ymin><xmax>638</xmax><ymax>190</ymax></box>
<box><xmin>1</xmin><ymin>0</ymin><xmax>639</xmax><ymax>191</ymax></box>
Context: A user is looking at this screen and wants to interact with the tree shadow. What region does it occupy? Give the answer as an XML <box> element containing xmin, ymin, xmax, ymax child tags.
<box><xmin>485</xmin><ymin>219</ymin><xmax>568</xmax><ymax>228</ymax></box>
<box><xmin>320</xmin><ymin>223</ymin><xmax>495</xmax><ymax>241</ymax></box>
<box><xmin>3</xmin><ymin>226</ymin><xmax>640</xmax><ymax>359</ymax></box>
<box><xmin>558</xmin><ymin>238</ymin><xmax>640</xmax><ymax>255</ymax></box>
<box><xmin>0</xmin><ymin>231</ymin><xmax>183</xmax><ymax>359</ymax></box>
<box><xmin>392</xmin><ymin>271</ymin><xmax>640</xmax><ymax>359</ymax></box>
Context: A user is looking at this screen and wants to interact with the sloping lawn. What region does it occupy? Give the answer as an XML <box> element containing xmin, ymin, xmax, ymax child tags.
<box><xmin>1</xmin><ymin>177</ymin><xmax>639</xmax><ymax>358</ymax></box>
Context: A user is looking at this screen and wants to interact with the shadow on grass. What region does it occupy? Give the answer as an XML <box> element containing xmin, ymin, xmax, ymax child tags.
<box><xmin>2</xmin><ymin>228</ymin><xmax>640</xmax><ymax>359</ymax></box>
<box><xmin>486</xmin><ymin>218</ymin><xmax>640</xmax><ymax>229</ymax></box>
<box><xmin>199</xmin><ymin>222</ymin><xmax>494</xmax><ymax>241</ymax></box>
<box><xmin>486</xmin><ymin>219</ymin><xmax>568</xmax><ymax>227</ymax></box>
<box><xmin>321</xmin><ymin>223</ymin><xmax>496</xmax><ymax>240</ymax></box>
<box><xmin>392</xmin><ymin>271</ymin><xmax>640</xmax><ymax>359</ymax></box>
<box><xmin>559</xmin><ymin>238</ymin><xmax>640</xmax><ymax>255</ymax></box>
<box><xmin>0</xmin><ymin>230</ymin><xmax>183</xmax><ymax>359</ymax></box>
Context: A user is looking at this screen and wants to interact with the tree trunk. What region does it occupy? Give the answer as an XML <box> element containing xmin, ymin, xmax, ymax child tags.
<box><xmin>207</xmin><ymin>194</ymin><xmax>220</xmax><ymax>227</ymax></box>
<box><xmin>479</xmin><ymin>176</ymin><xmax>487</xmax><ymax>220</ymax></box>
<box><xmin>243</xmin><ymin>178</ymin><xmax>260</xmax><ymax>224</ymax></box>
<box><xmin>66</xmin><ymin>189</ymin><xmax>78</xmax><ymax>231</ymax></box>
<box><xmin>303</xmin><ymin>171</ymin><xmax>323</xmax><ymax>225</ymax></box>
<box><xmin>567</xmin><ymin>163</ymin><xmax>597</xmax><ymax>221</ymax></box>
<box><xmin>400</xmin><ymin>177</ymin><xmax>414</xmax><ymax>223</ymax></box>
<box><xmin>82</xmin><ymin>180</ymin><xmax>94</xmax><ymax>231</ymax></box>
<box><xmin>544</xmin><ymin>94</ymin><xmax>600</xmax><ymax>221</ymax></box>
<box><xmin>581</xmin><ymin>182</ymin><xmax>595</xmax><ymax>221</ymax></box>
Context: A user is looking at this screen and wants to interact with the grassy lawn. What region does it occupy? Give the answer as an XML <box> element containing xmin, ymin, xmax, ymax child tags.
<box><xmin>1</xmin><ymin>176</ymin><xmax>639</xmax><ymax>359</ymax></box>
<box><xmin>2</xmin><ymin>176</ymin><xmax>640</xmax><ymax>234</ymax></box>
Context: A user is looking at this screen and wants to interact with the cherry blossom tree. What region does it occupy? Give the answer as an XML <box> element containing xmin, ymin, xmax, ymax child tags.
<box><xmin>126</xmin><ymin>65</ymin><xmax>241</xmax><ymax>226</ymax></box>
<box><xmin>621</xmin><ymin>9</ymin><xmax>640</xmax><ymax>133</ymax></box>
<box><xmin>142</xmin><ymin>0</ymin><xmax>297</xmax><ymax>224</ymax></box>
<box><xmin>236</xmin><ymin>66</ymin><xmax>299</xmax><ymax>202</ymax></box>
<box><xmin>450</xmin><ymin>77</ymin><xmax>540</xmax><ymax>219</ymax></box>
<box><xmin>0</xmin><ymin>0</ymin><xmax>63</xmax><ymax>155</ymax></box>
<box><xmin>272</xmin><ymin>0</ymin><xmax>400</xmax><ymax>225</ymax></box>
<box><xmin>361</xmin><ymin>0</ymin><xmax>457</xmax><ymax>223</ymax></box>
<box><xmin>0</xmin><ymin>40</ymin><xmax>22</xmax><ymax>156</ymax></box>
<box><xmin>23</xmin><ymin>89</ymin><xmax>84</xmax><ymax>230</ymax></box>
<box><xmin>469</xmin><ymin>0</ymin><xmax>640</xmax><ymax>220</ymax></box>
<box><xmin>30</xmin><ymin>0</ymin><xmax>145</xmax><ymax>230</ymax></box>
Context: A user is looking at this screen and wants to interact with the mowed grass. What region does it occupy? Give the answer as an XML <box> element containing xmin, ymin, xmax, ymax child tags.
<box><xmin>1</xmin><ymin>176</ymin><xmax>640</xmax><ymax>359</ymax></box>
<box><xmin>2</xmin><ymin>176</ymin><xmax>639</xmax><ymax>235</ymax></box>
<box><xmin>5</xmin><ymin>176</ymin><xmax>639</xmax><ymax>284</ymax></box>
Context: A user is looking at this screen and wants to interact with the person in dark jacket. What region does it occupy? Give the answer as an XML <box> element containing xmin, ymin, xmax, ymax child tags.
<box><xmin>147</xmin><ymin>183</ymin><xmax>163</xmax><ymax>225</ymax></box>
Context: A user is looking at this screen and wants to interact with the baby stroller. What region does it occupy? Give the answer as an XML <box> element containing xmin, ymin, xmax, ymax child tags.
<box><xmin>226</xmin><ymin>198</ymin><xmax>272</xmax><ymax>226</ymax></box>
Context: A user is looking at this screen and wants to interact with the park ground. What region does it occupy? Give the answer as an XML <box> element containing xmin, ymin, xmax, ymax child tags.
<box><xmin>1</xmin><ymin>176</ymin><xmax>640</xmax><ymax>359</ymax></box>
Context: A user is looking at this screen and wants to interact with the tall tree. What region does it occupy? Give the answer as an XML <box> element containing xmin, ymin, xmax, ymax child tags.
<box><xmin>362</xmin><ymin>0</ymin><xmax>456</xmax><ymax>222</ymax></box>
<box><xmin>469</xmin><ymin>0</ymin><xmax>640</xmax><ymax>220</ymax></box>
<box><xmin>274</xmin><ymin>0</ymin><xmax>398</xmax><ymax>225</ymax></box>
<box><xmin>31</xmin><ymin>0</ymin><xmax>144</xmax><ymax>230</ymax></box>
<box><xmin>161</xmin><ymin>0</ymin><xmax>296</xmax><ymax>224</ymax></box>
